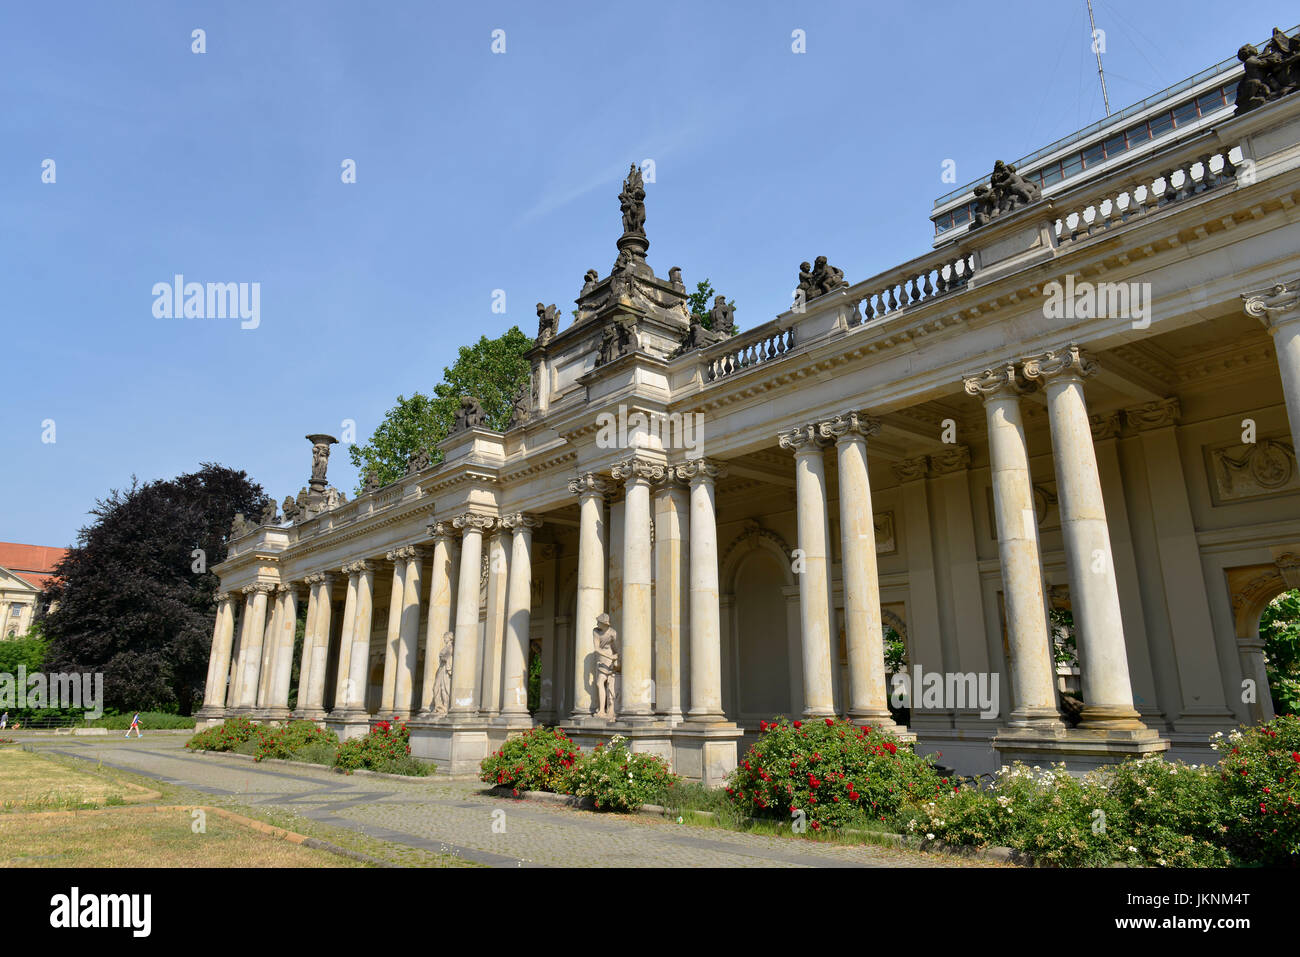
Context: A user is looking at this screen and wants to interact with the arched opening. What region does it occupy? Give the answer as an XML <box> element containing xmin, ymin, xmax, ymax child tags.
<box><xmin>729</xmin><ymin>548</ymin><xmax>793</xmax><ymax>722</ymax></box>
<box><xmin>1260</xmin><ymin>588</ymin><xmax>1300</xmax><ymax>717</ymax></box>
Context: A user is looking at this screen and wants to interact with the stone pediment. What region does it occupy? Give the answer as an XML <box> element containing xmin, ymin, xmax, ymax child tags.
<box><xmin>0</xmin><ymin>566</ymin><xmax>40</xmax><ymax>595</ymax></box>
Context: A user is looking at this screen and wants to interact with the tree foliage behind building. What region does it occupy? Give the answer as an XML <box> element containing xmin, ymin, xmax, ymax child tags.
<box><xmin>41</xmin><ymin>463</ymin><xmax>270</xmax><ymax>715</ymax></box>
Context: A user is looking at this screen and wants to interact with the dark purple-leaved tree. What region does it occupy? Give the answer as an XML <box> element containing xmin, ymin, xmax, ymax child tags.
<box><xmin>41</xmin><ymin>463</ymin><xmax>270</xmax><ymax>715</ymax></box>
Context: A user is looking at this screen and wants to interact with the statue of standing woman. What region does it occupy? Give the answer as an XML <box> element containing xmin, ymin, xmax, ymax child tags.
<box><xmin>593</xmin><ymin>613</ymin><xmax>620</xmax><ymax>721</ymax></box>
<box><xmin>431</xmin><ymin>631</ymin><xmax>454</xmax><ymax>716</ymax></box>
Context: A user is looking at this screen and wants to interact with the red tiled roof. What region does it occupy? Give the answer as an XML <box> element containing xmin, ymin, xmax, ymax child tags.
<box><xmin>0</xmin><ymin>542</ymin><xmax>68</xmax><ymax>590</ymax></box>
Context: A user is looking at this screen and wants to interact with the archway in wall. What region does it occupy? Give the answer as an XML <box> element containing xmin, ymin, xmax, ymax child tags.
<box><xmin>1228</xmin><ymin>562</ymin><xmax>1300</xmax><ymax>722</ymax></box>
<box><xmin>726</xmin><ymin>545</ymin><xmax>794</xmax><ymax>723</ymax></box>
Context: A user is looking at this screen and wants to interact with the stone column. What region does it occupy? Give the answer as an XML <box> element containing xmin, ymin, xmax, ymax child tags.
<box><xmin>236</xmin><ymin>583</ymin><xmax>273</xmax><ymax>710</ymax></box>
<box><xmin>480</xmin><ymin>530</ymin><xmax>510</xmax><ymax>716</ymax></box>
<box><xmin>330</xmin><ymin>564</ymin><xmax>360</xmax><ymax>716</ymax></box>
<box><xmin>778</xmin><ymin>424</ymin><xmax>836</xmax><ymax>717</ymax></box>
<box><xmin>255</xmin><ymin>589</ymin><xmax>282</xmax><ymax>709</ymax></box>
<box><xmin>450</xmin><ymin>513</ymin><xmax>493</xmax><ymax>714</ymax></box>
<box><xmin>677</xmin><ymin>458</ymin><xmax>726</xmax><ymax>720</ymax></box>
<box><xmin>268</xmin><ymin>584</ymin><xmax>299</xmax><ymax>717</ymax></box>
<box><xmin>201</xmin><ymin>592</ymin><xmax>237</xmax><ymax>714</ymax></box>
<box><xmin>822</xmin><ymin>411</ymin><xmax>895</xmax><ymax>726</ymax></box>
<box><xmin>420</xmin><ymin>523</ymin><xmax>457</xmax><ymax>712</ymax></box>
<box><xmin>1023</xmin><ymin>345</ymin><xmax>1144</xmax><ymax>730</ymax></box>
<box><xmin>295</xmin><ymin>577</ymin><xmax>320</xmax><ymax>718</ymax></box>
<box><xmin>379</xmin><ymin>550</ymin><xmax>409</xmax><ymax>714</ymax></box>
<box><xmin>304</xmin><ymin>573</ymin><xmax>334</xmax><ymax>717</ymax></box>
<box><xmin>395</xmin><ymin>546</ymin><xmax>425</xmax><ymax>716</ymax></box>
<box><xmin>653</xmin><ymin>481</ymin><xmax>689</xmax><ymax>723</ymax></box>
<box><xmin>568</xmin><ymin>473</ymin><xmax>609</xmax><ymax>719</ymax></box>
<box><xmin>613</xmin><ymin>456</ymin><xmax>664</xmax><ymax>719</ymax></box>
<box><xmin>963</xmin><ymin>365</ymin><xmax>1062</xmax><ymax>728</ymax></box>
<box><xmin>501</xmin><ymin>513</ymin><xmax>541</xmax><ymax>717</ymax></box>
<box><xmin>342</xmin><ymin>561</ymin><xmax>375</xmax><ymax>715</ymax></box>
<box><xmin>229</xmin><ymin>590</ymin><xmax>255</xmax><ymax>709</ymax></box>
<box><xmin>1244</xmin><ymin>279</ymin><xmax>1300</xmax><ymax>453</ymax></box>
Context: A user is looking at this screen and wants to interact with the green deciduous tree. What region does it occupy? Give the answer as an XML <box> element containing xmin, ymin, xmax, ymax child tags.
<box><xmin>686</xmin><ymin>278</ymin><xmax>737</xmax><ymax>332</ymax></box>
<box><xmin>1261</xmin><ymin>588</ymin><xmax>1300</xmax><ymax>715</ymax></box>
<box><xmin>41</xmin><ymin>464</ymin><xmax>270</xmax><ymax>715</ymax></box>
<box><xmin>348</xmin><ymin>327</ymin><xmax>533</xmax><ymax>489</ymax></box>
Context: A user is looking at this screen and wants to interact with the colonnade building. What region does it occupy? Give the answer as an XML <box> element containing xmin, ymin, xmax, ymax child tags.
<box><xmin>200</xmin><ymin>41</ymin><xmax>1300</xmax><ymax>779</ymax></box>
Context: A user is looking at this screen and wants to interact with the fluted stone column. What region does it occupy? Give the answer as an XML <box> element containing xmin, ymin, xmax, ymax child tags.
<box><xmin>395</xmin><ymin>546</ymin><xmax>425</xmax><ymax>716</ymax></box>
<box><xmin>778</xmin><ymin>425</ymin><xmax>836</xmax><ymax>717</ymax></box>
<box><xmin>330</xmin><ymin>565</ymin><xmax>360</xmax><ymax>716</ymax></box>
<box><xmin>501</xmin><ymin>513</ymin><xmax>541</xmax><ymax>717</ymax></box>
<box><xmin>654</xmin><ymin>481</ymin><xmax>689</xmax><ymax>722</ymax></box>
<box><xmin>822</xmin><ymin>411</ymin><xmax>895</xmax><ymax>726</ymax></box>
<box><xmin>268</xmin><ymin>584</ymin><xmax>299</xmax><ymax>717</ymax></box>
<box><xmin>295</xmin><ymin>578</ymin><xmax>320</xmax><ymax>718</ymax></box>
<box><xmin>342</xmin><ymin>561</ymin><xmax>375</xmax><ymax>716</ymax></box>
<box><xmin>1023</xmin><ymin>345</ymin><xmax>1144</xmax><ymax>730</ymax></box>
<box><xmin>963</xmin><ymin>365</ymin><xmax>1062</xmax><ymax>728</ymax></box>
<box><xmin>677</xmin><ymin>458</ymin><xmax>725</xmax><ymax>720</ymax></box>
<box><xmin>1244</xmin><ymin>279</ymin><xmax>1300</xmax><ymax>453</ymax></box>
<box><xmin>302</xmin><ymin>573</ymin><xmax>334</xmax><ymax>717</ymax></box>
<box><xmin>451</xmin><ymin>513</ymin><xmax>493</xmax><ymax>714</ymax></box>
<box><xmin>229</xmin><ymin>590</ymin><xmax>255</xmax><ymax>709</ymax></box>
<box><xmin>613</xmin><ymin>457</ymin><xmax>664</xmax><ymax>719</ymax></box>
<box><xmin>420</xmin><ymin>523</ymin><xmax>458</xmax><ymax>712</ymax></box>
<box><xmin>201</xmin><ymin>592</ymin><xmax>237</xmax><ymax>714</ymax></box>
<box><xmin>481</xmin><ymin>531</ymin><xmax>510</xmax><ymax>716</ymax></box>
<box><xmin>236</xmin><ymin>583</ymin><xmax>272</xmax><ymax>710</ymax></box>
<box><xmin>380</xmin><ymin>548</ymin><xmax>410</xmax><ymax>714</ymax></box>
<box><xmin>569</xmin><ymin>473</ymin><xmax>609</xmax><ymax>719</ymax></box>
<box><xmin>255</xmin><ymin>589</ymin><xmax>282</xmax><ymax>709</ymax></box>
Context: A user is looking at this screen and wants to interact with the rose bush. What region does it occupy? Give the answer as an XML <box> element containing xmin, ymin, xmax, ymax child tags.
<box><xmin>725</xmin><ymin>717</ymin><xmax>947</xmax><ymax>830</ymax></box>
<box><xmin>253</xmin><ymin>720</ymin><xmax>338</xmax><ymax>762</ymax></box>
<box><xmin>1214</xmin><ymin>713</ymin><xmax>1300</xmax><ymax>865</ymax></box>
<box><xmin>566</xmin><ymin>735</ymin><xmax>679</xmax><ymax>811</ymax></box>
<box><xmin>186</xmin><ymin>717</ymin><xmax>261</xmax><ymax>752</ymax></box>
<box><xmin>335</xmin><ymin>718</ymin><xmax>431</xmax><ymax>776</ymax></box>
<box><xmin>479</xmin><ymin>726</ymin><xmax>580</xmax><ymax>795</ymax></box>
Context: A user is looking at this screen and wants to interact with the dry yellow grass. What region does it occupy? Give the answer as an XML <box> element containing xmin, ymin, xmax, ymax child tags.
<box><xmin>0</xmin><ymin>749</ymin><xmax>158</xmax><ymax>809</ymax></box>
<box><xmin>0</xmin><ymin>806</ymin><xmax>364</xmax><ymax>867</ymax></box>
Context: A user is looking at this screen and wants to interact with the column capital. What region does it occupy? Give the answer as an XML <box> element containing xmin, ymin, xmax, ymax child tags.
<box><xmin>777</xmin><ymin>423</ymin><xmax>830</xmax><ymax>453</ymax></box>
<box><xmin>963</xmin><ymin>363</ymin><xmax>1034</xmax><ymax>402</ymax></box>
<box><xmin>243</xmin><ymin>582</ymin><xmax>276</xmax><ymax>595</ymax></box>
<box><xmin>1243</xmin><ymin>278</ymin><xmax>1300</xmax><ymax>330</ymax></box>
<box><xmin>1090</xmin><ymin>412</ymin><xmax>1121</xmax><ymax>441</ymax></box>
<box><xmin>500</xmin><ymin>512</ymin><xmax>543</xmax><ymax>531</ymax></box>
<box><xmin>929</xmin><ymin>446</ymin><xmax>972</xmax><ymax>474</ymax></box>
<box><xmin>1021</xmin><ymin>343</ymin><xmax>1098</xmax><ymax>384</ymax></box>
<box><xmin>452</xmin><ymin>512</ymin><xmax>496</xmax><ymax>533</ymax></box>
<box><xmin>428</xmin><ymin>520</ymin><xmax>458</xmax><ymax>543</ymax></box>
<box><xmin>818</xmin><ymin>410</ymin><xmax>881</xmax><ymax>444</ymax></box>
<box><xmin>386</xmin><ymin>545</ymin><xmax>419</xmax><ymax>563</ymax></box>
<box><xmin>674</xmin><ymin>457</ymin><xmax>727</xmax><ymax>485</ymax></box>
<box><xmin>568</xmin><ymin>472</ymin><xmax>611</xmax><ymax>497</ymax></box>
<box><xmin>215</xmin><ymin>591</ymin><xmax>232</xmax><ymax>603</ymax></box>
<box><xmin>342</xmin><ymin>559</ymin><xmax>371</xmax><ymax>575</ymax></box>
<box><xmin>611</xmin><ymin>456</ymin><xmax>669</xmax><ymax>484</ymax></box>
<box><xmin>1123</xmin><ymin>397</ymin><xmax>1181</xmax><ymax>432</ymax></box>
<box><xmin>892</xmin><ymin>456</ymin><xmax>929</xmax><ymax>483</ymax></box>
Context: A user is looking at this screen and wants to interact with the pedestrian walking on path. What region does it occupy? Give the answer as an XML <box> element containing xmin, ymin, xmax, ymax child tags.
<box><xmin>125</xmin><ymin>712</ymin><xmax>142</xmax><ymax>738</ymax></box>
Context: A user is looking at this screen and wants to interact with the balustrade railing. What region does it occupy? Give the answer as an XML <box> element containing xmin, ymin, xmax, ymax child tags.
<box><xmin>704</xmin><ymin>324</ymin><xmax>796</xmax><ymax>381</ymax></box>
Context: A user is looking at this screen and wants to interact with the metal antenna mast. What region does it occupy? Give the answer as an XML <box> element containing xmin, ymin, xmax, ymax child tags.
<box><xmin>1086</xmin><ymin>0</ymin><xmax>1112</xmax><ymax>116</ymax></box>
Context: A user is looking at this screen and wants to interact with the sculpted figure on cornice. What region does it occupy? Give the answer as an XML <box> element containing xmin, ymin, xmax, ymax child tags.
<box><xmin>796</xmin><ymin>256</ymin><xmax>848</xmax><ymax>302</ymax></box>
<box><xmin>970</xmin><ymin>160</ymin><xmax>1042</xmax><ymax>228</ymax></box>
<box><xmin>535</xmin><ymin>302</ymin><xmax>560</xmax><ymax>344</ymax></box>
<box><xmin>1235</xmin><ymin>27</ymin><xmax>1300</xmax><ymax>115</ymax></box>
<box><xmin>452</xmin><ymin>396</ymin><xmax>486</xmax><ymax>433</ymax></box>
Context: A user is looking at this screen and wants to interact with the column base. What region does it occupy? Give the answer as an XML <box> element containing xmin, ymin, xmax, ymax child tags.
<box><xmin>193</xmin><ymin>707</ymin><xmax>229</xmax><ymax>731</ymax></box>
<box><xmin>407</xmin><ymin>714</ymin><xmax>495</xmax><ymax>776</ymax></box>
<box><xmin>993</xmin><ymin>725</ymin><xmax>1169</xmax><ymax>773</ymax></box>
<box><xmin>259</xmin><ymin>706</ymin><xmax>293</xmax><ymax>724</ymax></box>
<box><xmin>324</xmin><ymin>710</ymin><xmax>374</xmax><ymax>741</ymax></box>
<box><xmin>1077</xmin><ymin>704</ymin><xmax>1147</xmax><ymax>731</ymax></box>
<box><xmin>565</xmin><ymin>717</ymin><xmax>676</xmax><ymax>766</ymax></box>
<box><xmin>846</xmin><ymin>711</ymin><xmax>917</xmax><ymax>743</ymax></box>
<box><xmin>292</xmin><ymin>707</ymin><xmax>329</xmax><ymax>723</ymax></box>
<box><xmin>672</xmin><ymin>722</ymin><xmax>744</xmax><ymax>788</ymax></box>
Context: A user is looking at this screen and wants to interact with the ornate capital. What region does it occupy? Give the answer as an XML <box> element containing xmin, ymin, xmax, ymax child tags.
<box><xmin>501</xmin><ymin>512</ymin><xmax>543</xmax><ymax>531</ymax></box>
<box><xmin>386</xmin><ymin>545</ymin><xmax>419</xmax><ymax>563</ymax></box>
<box><xmin>215</xmin><ymin>591</ymin><xmax>231</xmax><ymax>603</ymax></box>
<box><xmin>777</xmin><ymin>423</ymin><xmax>829</xmax><ymax>453</ymax></box>
<box><xmin>341</xmin><ymin>559</ymin><xmax>371</xmax><ymax>576</ymax></box>
<box><xmin>1123</xmin><ymin>397</ymin><xmax>1180</xmax><ymax>432</ymax></box>
<box><xmin>963</xmin><ymin>363</ymin><xmax>1032</xmax><ymax>402</ymax></box>
<box><xmin>428</xmin><ymin>521</ymin><xmax>457</xmax><ymax>543</ymax></box>
<box><xmin>819</xmin><ymin>410</ymin><xmax>881</xmax><ymax>443</ymax></box>
<box><xmin>244</xmin><ymin>581</ymin><xmax>276</xmax><ymax>596</ymax></box>
<box><xmin>611</xmin><ymin>456</ymin><xmax>668</xmax><ymax>484</ymax></box>
<box><xmin>1090</xmin><ymin>413</ymin><xmax>1121</xmax><ymax>441</ymax></box>
<box><xmin>892</xmin><ymin>456</ymin><xmax>929</xmax><ymax>483</ymax></box>
<box><xmin>568</xmin><ymin>472</ymin><xmax>610</xmax><ymax>498</ymax></box>
<box><xmin>674</xmin><ymin>458</ymin><xmax>726</xmax><ymax>485</ymax></box>
<box><xmin>1021</xmin><ymin>343</ymin><xmax>1098</xmax><ymax>384</ymax></box>
<box><xmin>452</xmin><ymin>512</ymin><xmax>496</xmax><ymax>533</ymax></box>
<box><xmin>929</xmin><ymin>446</ymin><xmax>971</xmax><ymax>474</ymax></box>
<box><xmin>1243</xmin><ymin>279</ymin><xmax>1300</xmax><ymax>330</ymax></box>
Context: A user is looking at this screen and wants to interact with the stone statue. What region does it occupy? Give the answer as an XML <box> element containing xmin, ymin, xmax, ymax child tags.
<box><xmin>323</xmin><ymin>487</ymin><xmax>343</xmax><ymax>510</ymax></box>
<box><xmin>431</xmin><ymin>631</ymin><xmax>454</xmax><ymax>716</ymax></box>
<box><xmin>592</xmin><ymin>613</ymin><xmax>620</xmax><ymax>721</ymax></box>
<box><xmin>406</xmin><ymin>446</ymin><xmax>432</xmax><ymax>475</ymax></box>
<box><xmin>362</xmin><ymin>469</ymin><xmax>381</xmax><ymax>494</ymax></box>
<box><xmin>1235</xmin><ymin>27</ymin><xmax>1300</xmax><ymax>114</ymax></box>
<box><xmin>581</xmin><ymin>269</ymin><xmax>600</xmax><ymax>295</ymax></box>
<box><xmin>708</xmin><ymin>295</ymin><xmax>736</xmax><ymax>335</ymax></box>
<box><xmin>618</xmin><ymin>163</ymin><xmax>646</xmax><ymax>236</ymax></box>
<box><xmin>453</xmin><ymin>396</ymin><xmax>486</xmax><ymax>433</ymax></box>
<box><xmin>305</xmin><ymin>434</ymin><xmax>339</xmax><ymax>494</ymax></box>
<box><xmin>282</xmin><ymin>495</ymin><xmax>301</xmax><ymax>523</ymax></box>
<box><xmin>595</xmin><ymin>321</ymin><xmax>633</xmax><ymax>367</ymax></box>
<box><xmin>797</xmin><ymin>257</ymin><xmax>848</xmax><ymax>301</ymax></box>
<box><xmin>260</xmin><ymin>501</ymin><xmax>279</xmax><ymax>526</ymax></box>
<box><xmin>668</xmin><ymin>266</ymin><xmax>685</xmax><ymax>291</ymax></box>
<box><xmin>229</xmin><ymin>512</ymin><xmax>252</xmax><ymax>538</ymax></box>
<box><xmin>970</xmin><ymin>160</ymin><xmax>1042</xmax><ymax>227</ymax></box>
<box><xmin>507</xmin><ymin>384</ymin><xmax>531</xmax><ymax>429</ymax></box>
<box><xmin>535</xmin><ymin>302</ymin><xmax>558</xmax><ymax>343</ymax></box>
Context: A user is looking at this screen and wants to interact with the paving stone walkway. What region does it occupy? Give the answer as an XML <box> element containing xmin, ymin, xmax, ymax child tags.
<box><xmin>24</xmin><ymin>735</ymin><xmax>1004</xmax><ymax>868</ymax></box>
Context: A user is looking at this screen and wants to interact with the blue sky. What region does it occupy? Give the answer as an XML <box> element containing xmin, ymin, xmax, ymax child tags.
<box><xmin>3</xmin><ymin>0</ymin><xmax>1296</xmax><ymax>548</ymax></box>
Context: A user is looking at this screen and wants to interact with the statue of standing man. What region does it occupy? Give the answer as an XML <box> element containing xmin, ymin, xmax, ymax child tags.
<box><xmin>592</xmin><ymin>613</ymin><xmax>620</xmax><ymax>721</ymax></box>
